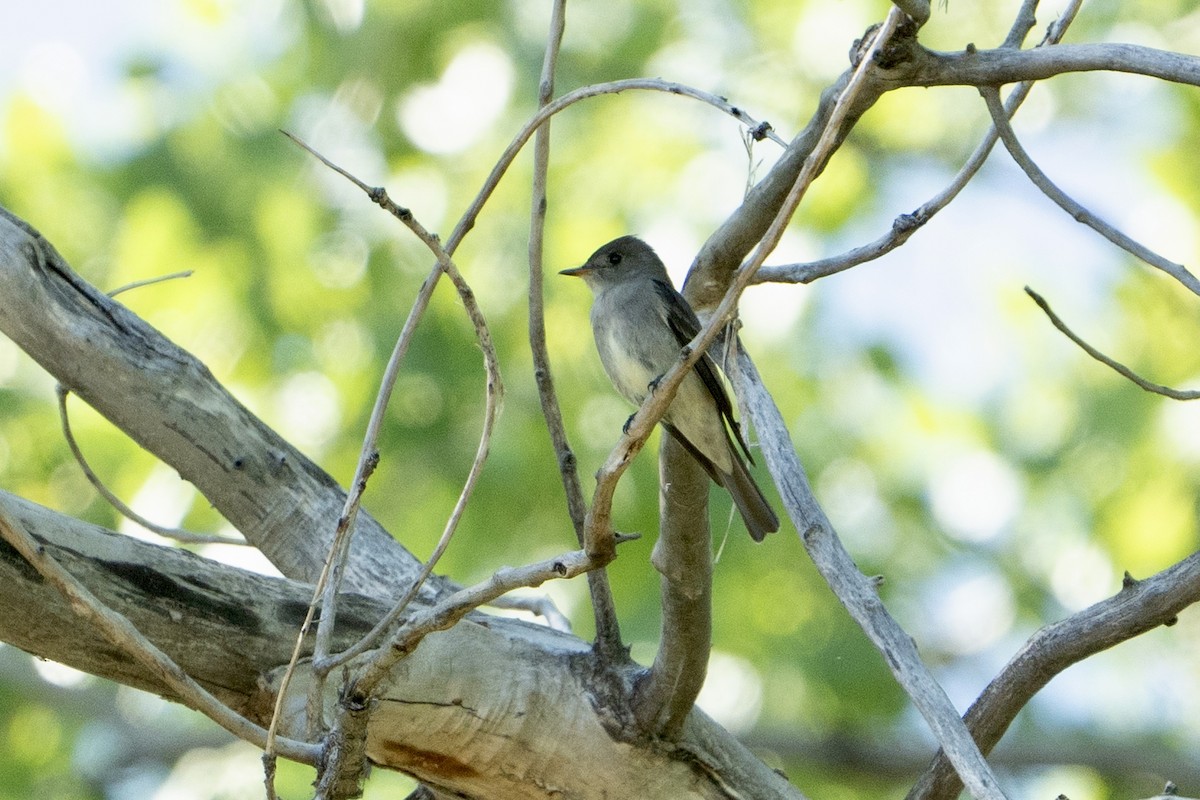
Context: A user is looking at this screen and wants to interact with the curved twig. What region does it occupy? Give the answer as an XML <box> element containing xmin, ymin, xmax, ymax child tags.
<box><xmin>56</xmin><ymin>269</ymin><xmax>243</xmax><ymax>546</ymax></box>
<box><xmin>282</xmin><ymin>135</ymin><xmax>504</xmax><ymax>673</ymax></box>
<box><xmin>979</xmin><ymin>86</ymin><xmax>1200</xmax><ymax>296</ymax></box>
<box><xmin>1026</xmin><ymin>287</ymin><xmax>1200</xmax><ymax>400</ymax></box>
<box><xmin>452</xmin><ymin>77</ymin><xmax>786</xmax><ymax>259</ymax></box>
<box><xmin>267</xmin><ymin>136</ymin><xmax>503</xmax><ymax>764</ymax></box>
<box><xmin>55</xmin><ymin>387</ymin><xmax>246</xmax><ymax>546</ymax></box>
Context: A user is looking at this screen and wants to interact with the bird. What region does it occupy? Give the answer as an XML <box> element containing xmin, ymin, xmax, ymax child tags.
<box><xmin>560</xmin><ymin>235</ymin><xmax>779</xmax><ymax>541</ymax></box>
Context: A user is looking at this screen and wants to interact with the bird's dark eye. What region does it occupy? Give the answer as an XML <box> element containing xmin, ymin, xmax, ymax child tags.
<box><xmin>606</xmin><ymin>251</ymin><xmax>622</xmax><ymax>266</ymax></box>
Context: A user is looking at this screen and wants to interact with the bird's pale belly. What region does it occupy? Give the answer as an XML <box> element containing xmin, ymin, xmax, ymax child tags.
<box><xmin>598</xmin><ymin>328</ymin><xmax>660</xmax><ymax>405</ymax></box>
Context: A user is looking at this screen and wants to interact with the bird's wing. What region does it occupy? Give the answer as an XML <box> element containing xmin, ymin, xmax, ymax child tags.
<box><xmin>652</xmin><ymin>278</ymin><xmax>755</xmax><ymax>464</ymax></box>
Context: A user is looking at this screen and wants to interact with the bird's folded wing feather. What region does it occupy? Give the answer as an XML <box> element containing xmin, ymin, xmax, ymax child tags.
<box><xmin>652</xmin><ymin>278</ymin><xmax>755</xmax><ymax>464</ymax></box>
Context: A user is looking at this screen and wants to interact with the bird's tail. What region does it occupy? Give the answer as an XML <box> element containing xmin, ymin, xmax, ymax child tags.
<box><xmin>723</xmin><ymin>453</ymin><xmax>780</xmax><ymax>542</ymax></box>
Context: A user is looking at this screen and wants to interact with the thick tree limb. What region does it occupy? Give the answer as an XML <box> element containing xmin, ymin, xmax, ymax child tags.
<box><xmin>0</xmin><ymin>488</ymin><xmax>379</xmax><ymax>713</ymax></box>
<box><xmin>0</xmin><ymin>489</ymin><xmax>801</xmax><ymax>799</ymax></box>
<box><xmin>0</xmin><ymin>207</ymin><xmax>434</xmax><ymax>600</ymax></box>
<box><xmin>895</xmin><ymin>41</ymin><xmax>1200</xmax><ymax>89</ymax></box>
<box><xmin>0</xmin><ymin>497</ymin><xmax>318</xmax><ymax>764</ymax></box>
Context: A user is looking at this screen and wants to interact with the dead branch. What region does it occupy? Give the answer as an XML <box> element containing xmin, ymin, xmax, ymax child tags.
<box><xmin>980</xmin><ymin>86</ymin><xmax>1200</xmax><ymax>295</ymax></box>
<box><xmin>1026</xmin><ymin>287</ymin><xmax>1200</xmax><ymax>400</ymax></box>
<box><xmin>910</xmin><ymin>556</ymin><xmax>1200</xmax><ymax>800</ymax></box>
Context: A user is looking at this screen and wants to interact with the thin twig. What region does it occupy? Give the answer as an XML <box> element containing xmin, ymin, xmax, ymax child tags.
<box><xmin>524</xmin><ymin>0</ymin><xmax>624</xmax><ymax>659</ymax></box>
<box><xmin>350</xmin><ymin>546</ymin><xmax>606</xmax><ymax>697</ymax></box>
<box><xmin>452</xmin><ymin>77</ymin><xmax>786</xmax><ymax>259</ymax></box>
<box><xmin>979</xmin><ymin>85</ymin><xmax>1200</xmax><ymax>297</ymax></box>
<box><xmin>1000</xmin><ymin>0</ymin><xmax>1040</xmax><ymax>50</ymax></box>
<box><xmin>0</xmin><ymin>497</ymin><xmax>319</xmax><ymax>764</ymax></box>
<box><xmin>755</xmin><ymin>0</ymin><xmax>1083</xmax><ymax>285</ymax></box>
<box><xmin>1025</xmin><ymin>287</ymin><xmax>1200</xmax><ymax>400</ymax></box>
<box><xmin>285</xmin><ymin>134</ymin><xmax>504</xmax><ymax>673</ymax></box>
<box><xmin>108</xmin><ymin>270</ymin><xmax>194</xmax><ymax>297</ymax></box>
<box><xmin>486</xmin><ymin>593</ymin><xmax>573</xmax><ymax>633</ymax></box>
<box><xmin>57</xmin><ymin>268</ymin><xmax>241</xmax><ymax>546</ymax></box>
<box><xmin>56</xmin><ymin>387</ymin><xmax>246</xmax><ymax>545</ymax></box>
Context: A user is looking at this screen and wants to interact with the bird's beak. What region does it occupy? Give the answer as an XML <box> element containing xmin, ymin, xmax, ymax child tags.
<box><xmin>558</xmin><ymin>264</ymin><xmax>590</xmax><ymax>277</ymax></box>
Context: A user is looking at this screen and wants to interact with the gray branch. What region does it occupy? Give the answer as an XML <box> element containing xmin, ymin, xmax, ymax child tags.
<box><xmin>896</xmin><ymin>41</ymin><xmax>1200</xmax><ymax>88</ymax></box>
<box><xmin>0</xmin><ymin>207</ymin><xmax>434</xmax><ymax>601</ymax></box>
<box><xmin>733</xmin><ymin>348</ymin><xmax>1007</xmax><ymax>799</ymax></box>
<box><xmin>0</xmin><ymin>454</ymin><xmax>800</xmax><ymax>798</ymax></box>
<box><xmin>909</xmin><ymin>556</ymin><xmax>1200</xmax><ymax>800</ymax></box>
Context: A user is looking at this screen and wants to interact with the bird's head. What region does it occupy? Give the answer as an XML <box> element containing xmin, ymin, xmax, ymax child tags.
<box><xmin>559</xmin><ymin>235</ymin><xmax>668</xmax><ymax>289</ymax></box>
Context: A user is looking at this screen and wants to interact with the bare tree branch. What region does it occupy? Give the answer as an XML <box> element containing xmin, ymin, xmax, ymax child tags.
<box><xmin>910</xmin><ymin>556</ymin><xmax>1200</xmax><ymax>800</ymax></box>
<box><xmin>755</xmin><ymin>0</ymin><xmax>1084</xmax><ymax>286</ymax></box>
<box><xmin>525</xmin><ymin>0</ymin><xmax>625</xmax><ymax>661</ymax></box>
<box><xmin>734</xmin><ymin>345</ymin><xmax>1009</xmax><ymax>800</ymax></box>
<box><xmin>0</xmin><ymin>497</ymin><xmax>319</xmax><ymax>764</ymax></box>
<box><xmin>1026</xmin><ymin>287</ymin><xmax>1200</xmax><ymax>400</ymax></box>
<box><xmin>897</xmin><ymin>41</ymin><xmax>1200</xmax><ymax>89</ymax></box>
<box><xmin>979</xmin><ymin>86</ymin><xmax>1200</xmax><ymax>296</ymax></box>
<box><xmin>1000</xmin><ymin>0</ymin><xmax>1040</xmax><ymax>50</ymax></box>
<box><xmin>0</xmin><ymin>207</ymin><xmax>430</xmax><ymax>597</ymax></box>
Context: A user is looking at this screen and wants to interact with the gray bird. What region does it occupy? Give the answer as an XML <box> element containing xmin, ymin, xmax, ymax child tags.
<box><xmin>560</xmin><ymin>235</ymin><xmax>779</xmax><ymax>541</ymax></box>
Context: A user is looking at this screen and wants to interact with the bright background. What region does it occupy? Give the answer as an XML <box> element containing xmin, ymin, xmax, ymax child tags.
<box><xmin>1</xmin><ymin>0</ymin><xmax>1199</xmax><ymax>797</ymax></box>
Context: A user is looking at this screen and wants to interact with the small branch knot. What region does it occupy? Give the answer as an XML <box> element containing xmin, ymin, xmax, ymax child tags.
<box><xmin>748</xmin><ymin>120</ymin><xmax>774</xmax><ymax>141</ymax></box>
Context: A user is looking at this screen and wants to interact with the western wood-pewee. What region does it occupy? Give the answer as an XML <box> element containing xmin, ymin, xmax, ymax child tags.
<box><xmin>560</xmin><ymin>235</ymin><xmax>779</xmax><ymax>541</ymax></box>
